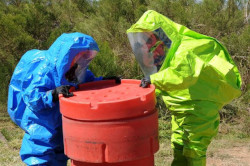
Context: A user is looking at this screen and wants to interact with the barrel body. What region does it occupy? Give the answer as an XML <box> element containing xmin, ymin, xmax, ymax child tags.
<box><xmin>59</xmin><ymin>79</ymin><xmax>159</xmax><ymax>166</ymax></box>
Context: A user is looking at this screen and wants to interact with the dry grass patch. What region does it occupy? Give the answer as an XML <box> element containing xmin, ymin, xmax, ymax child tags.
<box><xmin>155</xmin><ymin>141</ymin><xmax>172</xmax><ymax>166</ymax></box>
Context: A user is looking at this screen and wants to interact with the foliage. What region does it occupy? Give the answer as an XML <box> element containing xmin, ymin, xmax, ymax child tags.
<box><xmin>89</xmin><ymin>42</ymin><xmax>123</xmax><ymax>77</ymax></box>
<box><xmin>0</xmin><ymin>0</ymin><xmax>249</xmax><ymax>123</ymax></box>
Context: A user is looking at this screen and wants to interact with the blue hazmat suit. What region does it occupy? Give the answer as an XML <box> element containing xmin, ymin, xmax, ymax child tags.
<box><xmin>7</xmin><ymin>32</ymin><xmax>103</xmax><ymax>166</ymax></box>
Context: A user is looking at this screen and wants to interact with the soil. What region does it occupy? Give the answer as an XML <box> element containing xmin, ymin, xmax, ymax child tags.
<box><xmin>207</xmin><ymin>143</ymin><xmax>250</xmax><ymax>166</ymax></box>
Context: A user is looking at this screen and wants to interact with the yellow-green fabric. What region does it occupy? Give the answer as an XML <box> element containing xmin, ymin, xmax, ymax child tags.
<box><xmin>127</xmin><ymin>10</ymin><xmax>241</xmax><ymax>166</ymax></box>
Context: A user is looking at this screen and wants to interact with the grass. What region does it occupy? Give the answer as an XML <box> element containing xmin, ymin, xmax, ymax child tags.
<box><xmin>0</xmin><ymin>141</ymin><xmax>25</xmax><ymax>166</ymax></box>
<box><xmin>0</xmin><ymin>104</ymin><xmax>249</xmax><ymax>166</ymax></box>
<box><xmin>0</xmin><ymin>106</ymin><xmax>25</xmax><ymax>166</ymax></box>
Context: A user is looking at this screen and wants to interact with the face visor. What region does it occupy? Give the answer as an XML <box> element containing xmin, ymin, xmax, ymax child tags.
<box><xmin>128</xmin><ymin>28</ymin><xmax>171</xmax><ymax>77</ymax></box>
<box><xmin>65</xmin><ymin>50</ymin><xmax>97</xmax><ymax>84</ymax></box>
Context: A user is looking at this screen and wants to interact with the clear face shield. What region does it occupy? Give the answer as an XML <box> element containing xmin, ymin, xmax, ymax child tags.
<box><xmin>65</xmin><ymin>50</ymin><xmax>97</xmax><ymax>84</ymax></box>
<box><xmin>128</xmin><ymin>28</ymin><xmax>172</xmax><ymax>77</ymax></box>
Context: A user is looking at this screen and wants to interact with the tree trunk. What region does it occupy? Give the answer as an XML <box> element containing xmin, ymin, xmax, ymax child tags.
<box><xmin>244</xmin><ymin>0</ymin><xmax>249</xmax><ymax>23</ymax></box>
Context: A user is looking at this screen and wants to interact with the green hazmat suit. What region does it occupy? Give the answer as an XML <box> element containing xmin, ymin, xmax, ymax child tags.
<box><xmin>127</xmin><ymin>10</ymin><xmax>242</xmax><ymax>166</ymax></box>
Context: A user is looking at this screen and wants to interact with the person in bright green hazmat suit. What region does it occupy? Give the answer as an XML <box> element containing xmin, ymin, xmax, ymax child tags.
<box><xmin>127</xmin><ymin>10</ymin><xmax>242</xmax><ymax>166</ymax></box>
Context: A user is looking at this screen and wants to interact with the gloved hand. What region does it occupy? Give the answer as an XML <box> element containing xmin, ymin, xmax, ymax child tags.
<box><xmin>140</xmin><ymin>76</ymin><xmax>151</xmax><ymax>88</ymax></box>
<box><xmin>52</xmin><ymin>85</ymin><xmax>74</xmax><ymax>102</ymax></box>
<box><xmin>103</xmin><ymin>76</ymin><xmax>121</xmax><ymax>84</ymax></box>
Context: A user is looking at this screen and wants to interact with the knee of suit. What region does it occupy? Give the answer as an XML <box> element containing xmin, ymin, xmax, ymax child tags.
<box><xmin>20</xmin><ymin>133</ymin><xmax>68</xmax><ymax>166</ymax></box>
<box><xmin>186</xmin><ymin>156</ymin><xmax>206</xmax><ymax>166</ymax></box>
<box><xmin>183</xmin><ymin>146</ymin><xmax>207</xmax><ymax>159</ymax></box>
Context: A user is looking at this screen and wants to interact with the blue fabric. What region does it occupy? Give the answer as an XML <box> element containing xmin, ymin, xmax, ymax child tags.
<box><xmin>8</xmin><ymin>32</ymin><xmax>101</xmax><ymax>166</ymax></box>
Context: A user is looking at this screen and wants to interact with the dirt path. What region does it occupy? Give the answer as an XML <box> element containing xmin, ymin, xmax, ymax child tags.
<box><xmin>207</xmin><ymin>141</ymin><xmax>250</xmax><ymax>166</ymax></box>
<box><xmin>0</xmin><ymin>132</ymin><xmax>8</xmax><ymax>145</ymax></box>
<box><xmin>155</xmin><ymin>139</ymin><xmax>250</xmax><ymax>166</ymax></box>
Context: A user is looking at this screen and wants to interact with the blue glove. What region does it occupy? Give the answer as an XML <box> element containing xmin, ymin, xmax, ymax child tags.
<box><xmin>140</xmin><ymin>76</ymin><xmax>151</xmax><ymax>88</ymax></box>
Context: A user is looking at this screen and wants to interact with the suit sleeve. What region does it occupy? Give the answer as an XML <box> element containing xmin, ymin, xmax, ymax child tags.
<box><xmin>22</xmin><ymin>67</ymin><xmax>56</xmax><ymax>112</ymax></box>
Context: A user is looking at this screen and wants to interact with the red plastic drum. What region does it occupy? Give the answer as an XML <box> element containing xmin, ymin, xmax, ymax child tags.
<box><xmin>59</xmin><ymin>79</ymin><xmax>159</xmax><ymax>166</ymax></box>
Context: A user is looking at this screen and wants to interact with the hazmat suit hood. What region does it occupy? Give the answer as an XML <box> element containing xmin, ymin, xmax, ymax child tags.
<box><xmin>8</xmin><ymin>32</ymin><xmax>99</xmax><ymax>127</ymax></box>
<box><xmin>127</xmin><ymin>10</ymin><xmax>242</xmax><ymax>104</ymax></box>
<box><xmin>48</xmin><ymin>32</ymin><xmax>99</xmax><ymax>87</ymax></box>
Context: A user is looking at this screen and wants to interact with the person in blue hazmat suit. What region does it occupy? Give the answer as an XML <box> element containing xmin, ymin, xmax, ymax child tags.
<box><xmin>7</xmin><ymin>32</ymin><xmax>120</xmax><ymax>166</ymax></box>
